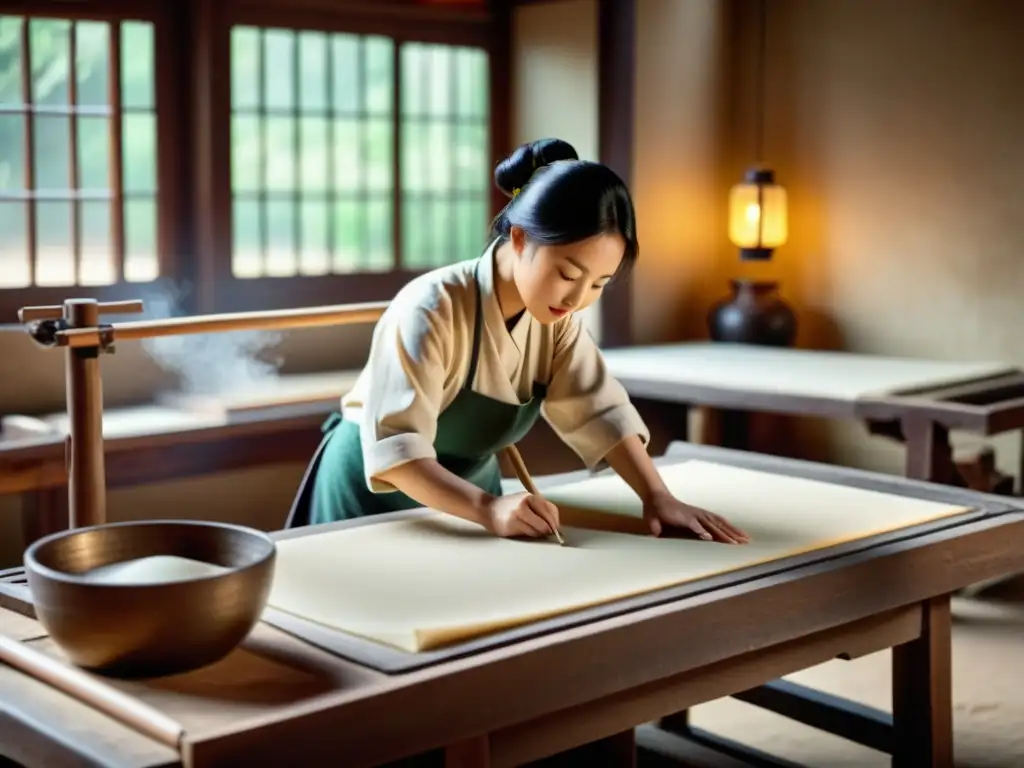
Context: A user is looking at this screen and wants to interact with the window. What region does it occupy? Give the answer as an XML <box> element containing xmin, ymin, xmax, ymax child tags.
<box><xmin>227</xmin><ymin>25</ymin><xmax>491</xmax><ymax>283</ymax></box>
<box><xmin>0</xmin><ymin>2</ymin><xmax>504</xmax><ymax>320</ymax></box>
<box><xmin>0</xmin><ymin>14</ymin><xmax>161</xmax><ymax>295</ymax></box>
<box><xmin>400</xmin><ymin>42</ymin><xmax>491</xmax><ymax>270</ymax></box>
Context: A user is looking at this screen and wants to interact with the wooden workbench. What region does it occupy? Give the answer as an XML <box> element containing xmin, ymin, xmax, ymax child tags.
<box><xmin>2</xmin><ymin>443</ymin><xmax>1022</xmax><ymax>768</ymax></box>
<box><xmin>0</xmin><ymin>372</ymin><xmax>363</xmax><ymax>545</ymax></box>
<box><xmin>599</xmin><ymin>342</ymin><xmax>1024</xmax><ymax>489</ymax></box>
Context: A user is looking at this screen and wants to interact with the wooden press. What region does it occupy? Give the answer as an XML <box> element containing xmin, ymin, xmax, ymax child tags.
<box><xmin>16</xmin><ymin>297</ymin><xmax>392</xmax><ymax>531</ymax></box>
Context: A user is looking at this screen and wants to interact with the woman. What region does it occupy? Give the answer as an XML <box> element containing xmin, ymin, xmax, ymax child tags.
<box><xmin>287</xmin><ymin>138</ymin><xmax>748</xmax><ymax>545</ymax></box>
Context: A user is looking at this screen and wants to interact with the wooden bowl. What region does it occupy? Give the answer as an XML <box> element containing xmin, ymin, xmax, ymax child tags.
<box><xmin>23</xmin><ymin>520</ymin><xmax>276</xmax><ymax>678</ymax></box>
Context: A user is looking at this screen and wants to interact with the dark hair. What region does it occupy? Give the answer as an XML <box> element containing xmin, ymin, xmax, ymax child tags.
<box><xmin>490</xmin><ymin>138</ymin><xmax>639</xmax><ymax>276</ymax></box>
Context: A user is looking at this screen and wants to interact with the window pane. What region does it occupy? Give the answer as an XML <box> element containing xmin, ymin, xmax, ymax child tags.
<box><xmin>298</xmin><ymin>31</ymin><xmax>328</xmax><ymax>112</ymax></box>
<box><xmin>366</xmin><ymin>117</ymin><xmax>391</xmax><ymax>192</ymax></box>
<box><xmin>472</xmin><ymin>198</ymin><xmax>488</xmax><ymax>247</ymax></box>
<box><xmin>75</xmin><ymin>21</ymin><xmax>109</xmax><ymax>107</ymax></box>
<box><xmin>0</xmin><ymin>114</ymin><xmax>24</xmax><ymax>189</ymax></box>
<box><xmin>331</xmin><ymin>34</ymin><xmax>359</xmax><ymax>114</ymax></box>
<box><xmin>299</xmin><ymin>199</ymin><xmax>329</xmax><ymax>275</ymax></box>
<box><xmin>454</xmin><ymin>122</ymin><xmax>488</xmax><ymax>192</ymax></box>
<box><xmin>402</xmin><ymin>197</ymin><xmax>428</xmax><ymax>270</ymax></box>
<box><xmin>227</xmin><ymin>29</ymin><xmax>489</xmax><ymax>279</ymax></box>
<box><xmin>454</xmin><ymin>198</ymin><xmax>478</xmax><ymax>262</ymax></box>
<box><xmin>121</xmin><ymin>22</ymin><xmax>154</xmax><ymax>110</ymax></box>
<box><xmin>3</xmin><ymin>15</ymin><xmax>163</xmax><ymax>288</ymax></box>
<box><xmin>124</xmin><ymin>197</ymin><xmax>157</xmax><ymax>282</ymax></box>
<box><xmin>264</xmin><ymin>29</ymin><xmax>294</xmax><ymax>111</ymax></box>
<box><xmin>426</xmin><ymin>46</ymin><xmax>451</xmax><ymax>118</ymax></box>
<box><xmin>35</xmin><ymin>201</ymin><xmax>73</xmax><ymax>286</ymax></box>
<box><xmin>400</xmin><ymin>120</ymin><xmax>423</xmax><ymax>194</ymax></box>
<box><xmin>265</xmin><ymin>199</ymin><xmax>295</xmax><ymax>277</ymax></box>
<box><xmin>0</xmin><ymin>16</ymin><xmax>24</xmax><ymax>105</ymax></box>
<box><xmin>77</xmin><ymin>116</ymin><xmax>109</xmax><ymax>190</ymax></box>
<box><xmin>30</xmin><ymin>18</ymin><xmax>70</xmax><ymax>105</ymax></box>
<box><xmin>0</xmin><ymin>202</ymin><xmax>29</xmax><ymax>288</ymax></box>
<box><xmin>364</xmin><ymin>36</ymin><xmax>392</xmax><ymax>116</ymax></box>
<box><xmin>426</xmin><ymin>121</ymin><xmax>451</xmax><ymax>194</ymax></box>
<box><xmin>80</xmin><ymin>199</ymin><xmax>113</xmax><ymax>285</ymax></box>
<box><xmin>428</xmin><ymin>202</ymin><xmax>452</xmax><ymax>268</ymax></box>
<box><xmin>231</xmin><ymin>115</ymin><xmax>261</xmax><ymax>191</ymax></box>
<box><xmin>264</xmin><ymin>116</ymin><xmax>295</xmax><ymax>192</ymax></box>
<box><xmin>122</xmin><ymin>113</ymin><xmax>156</xmax><ymax>193</ymax></box>
<box><xmin>400</xmin><ymin>43</ymin><xmax>422</xmax><ymax>118</ymax></box>
<box><xmin>366</xmin><ymin>197</ymin><xmax>391</xmax><ymax>272</ymax></box>
<box><xmin>333</xmin><ymin>118</ymin><xmax>360</xmax><ymax>193</ymax></box>
<box><xmin>332</xmin><ymin>199</ymin><xmax>359</xmax><ymax>273</ymax></box>
<box><xmin>233</xmin><ymin>198</ymin><xmax>262</xmax><ymax>278</ymax></box>
<box><xmin>300</xmin><ymin>116</ymin><xmax>328</xmax><ymax>192</ymax></box>
<box><xmin>469</xmin><ymin>49</ymin><xmax>488</xmax><ymax>117</ymax></box>
<box><xmin>454</xmin><ymin>49</ymin><xmax>475</xmax><ymax>118</ymax></box>
<box><xmin>34</xmin><ymin>115</ymin><xmax>71</xmax><ymax>190</ymax></box>
<box><xmin>400</xmin><ymin>42</ymin><xmax>489</xmax><ymax>270</ymax></box>
<box><xmin>231</xmin><ymin>26</ymin><xmax>260</xmax><ymax>110</ymax></box>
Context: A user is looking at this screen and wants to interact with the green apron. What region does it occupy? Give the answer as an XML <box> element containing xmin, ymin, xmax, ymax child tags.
<box><xmin>285</xmin><ymin>259</ymin><xmax>546</xmax><ymax>528</ymax></box>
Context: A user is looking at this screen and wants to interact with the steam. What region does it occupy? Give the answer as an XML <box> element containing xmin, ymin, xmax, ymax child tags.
<box><xmin>136</xmin><ymin>282</ymin><xmax>284</xmax><ymax>395</ymax></box>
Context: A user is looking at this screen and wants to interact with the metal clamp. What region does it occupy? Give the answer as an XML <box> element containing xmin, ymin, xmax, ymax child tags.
<box><xmin>27</xmin><ymin>318</ymin><xmax>70</xmax><ymax>348</ymax></box>
<box><xmin>19</xmin><ymin>299</ymin><xmax>144</xmax><ymax>351</ymax></box>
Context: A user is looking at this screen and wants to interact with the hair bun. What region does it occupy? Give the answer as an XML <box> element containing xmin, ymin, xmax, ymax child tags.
<box><xmin>494</xmin><ymin>138</ymin><xmax>579</xmax><ymax>198</ymax></box>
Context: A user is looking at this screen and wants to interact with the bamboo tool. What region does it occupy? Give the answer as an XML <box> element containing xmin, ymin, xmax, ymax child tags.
<box><xmin>503</xmin><ymin>444</ymin><xmax>566</xmax><ymax>545</ymax></box>
<box><xmin>18</xmin><ymin>298</ymin><xmax>389</xmax><ymax>530</ymax></box>
<box><xmin>0</xmin><ymin>635</ymin><xmax>184</xmax><ymax>749</ymax></box>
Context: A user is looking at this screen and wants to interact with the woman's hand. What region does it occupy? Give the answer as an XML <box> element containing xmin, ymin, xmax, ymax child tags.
<box><xmin>643</xmin><ymin>490</ymin><xmax>749</xmax><ymax>544</ymax></box>
<box><xmin>484</xmin><ymin>492</ymin><xmax>561</xmax><ymax>539</ymax></box>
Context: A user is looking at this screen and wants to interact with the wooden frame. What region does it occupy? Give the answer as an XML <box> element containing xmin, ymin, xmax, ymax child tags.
<box><xmin>0</xmin><ymin>0</ymin><xmax>187</xmax><ymax>323</ymax></box>
<box><xmin>1</xmin><ymin>444</ymin><xmax>1022</xmax><ymax>767</ymax></box>
<box><xmin>190</xmin><ymin>0</ymin><xmax>509</xmax><ymax>314</ymax></box>
<box><xmin>0</xmin><ymin>0</ymin><xmax>512</xmax><ymax>320</ymax></box>
<box><xmin>596</xmin><ymin>0</ymin><xmax>635</xmax><ymax>348</ymax></box>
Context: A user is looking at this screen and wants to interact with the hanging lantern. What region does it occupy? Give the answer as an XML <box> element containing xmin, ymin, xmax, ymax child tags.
<box><xmin>728</xmin><ymin>167</ymin><xmax>787</xmax><ymax>260</ymax></box>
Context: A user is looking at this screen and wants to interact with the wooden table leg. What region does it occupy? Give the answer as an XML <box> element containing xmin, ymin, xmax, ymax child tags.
<box><xmin>891</xmin><ymin>596</ymin><xmax>953</xmax><ymax>768</ymax></box>
<box><xmin>445</xmin><ymin>735</ymin><xmax>490</xmax><ymax>768</ymax></box>
<box><xmin>657</xmin><ymin>710</ymin><xmax>691</xmax><ymax>735</ymax></box>
<box><xmin>902</xmin><ymin>417</ymin><xmax>964</xmax><ymax>487</ymax></box>
<box><xmin>588</xmin><ymin>729</ymin><xmax>635</xmax><ymax>767</ymax></box>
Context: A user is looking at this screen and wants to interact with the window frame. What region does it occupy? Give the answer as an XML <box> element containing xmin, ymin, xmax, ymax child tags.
<box><xmin>0</xmin><ymin>0</ymin><xmax>510</xmax><ymax>321</ymax></box>
<box><xmin>0</xmin><ymin>0</ymin><xmax>187</xmax><ymax>323</ymax></box>
<box><xmin>189</xmin><ymin>0</ymin><xmax>510</xmax><ymax>314</ymax></box>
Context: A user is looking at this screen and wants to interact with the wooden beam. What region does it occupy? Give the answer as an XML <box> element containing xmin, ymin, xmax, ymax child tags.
<box><xmin>597</xmin><ymin>0</ymin><xmax>635</xmax><ymax>348</ymax></box>
<box><xmin>489</xmin><ymin>0</ymin><xmax>514</xmax><ymax>218</ymax></box>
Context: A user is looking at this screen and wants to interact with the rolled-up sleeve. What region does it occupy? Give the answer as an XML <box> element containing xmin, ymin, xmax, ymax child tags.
<box><xmin>542</xmin><ymin>316</ymin><xmax>650</xmax><ymax>468</ymax></box>
<box><xmin>360</xmin><ymin>290</ymin><xmax>451</xmax><ymax>491</ymax></box>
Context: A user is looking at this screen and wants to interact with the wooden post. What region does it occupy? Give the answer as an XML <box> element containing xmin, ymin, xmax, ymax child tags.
<box><xmin>892</xmin><ymin>595</ymin><xmax>953</xmax><ymax>768</ymax></box>
<box><xmin>902</xmin><ymin>416</ymin><xmax>963</xmax><ymax>487</ymax></box>
<box><xmin>63</xmin><ymin>299</ymin><xmax>107</xmax><ymax>529</ymax></box>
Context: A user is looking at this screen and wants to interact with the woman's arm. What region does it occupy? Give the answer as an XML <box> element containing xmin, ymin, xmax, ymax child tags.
<box><xmin>603</xmin><ymin>435</ymin><xmax>749</xmax><ymax>544</ymax></box>
<box><xmin>376</xmin><ymin>459</ymin><xmax>561</xmax><ymax>539</ymax></box>
<box><xmin>602</xmin><ymin>434</ymin><xmax>670</xmax><ymax>502</ymax></box>
<box><xmin>376</xmin><ymin>459</ymin><xmax>496</xmax><ymax>527</ymax></box>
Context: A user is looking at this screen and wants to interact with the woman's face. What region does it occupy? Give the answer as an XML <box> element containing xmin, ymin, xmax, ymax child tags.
<box><xmin>510</xmin><ymin>227</ymin><xmax>625</xmax><ymax>324</ymax></box>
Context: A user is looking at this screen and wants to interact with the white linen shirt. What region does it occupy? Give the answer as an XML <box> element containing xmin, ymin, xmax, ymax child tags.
<box><xmin>342</xmin><ymin>240</ymin><xmax>651</xmax><ymax>492</ymax></box>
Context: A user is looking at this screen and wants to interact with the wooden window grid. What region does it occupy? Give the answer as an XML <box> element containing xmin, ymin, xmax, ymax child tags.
<box><xmin>0</xmin><ymin>0</ymin><xmax>507</xmax><ymax>321</ymax></box>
